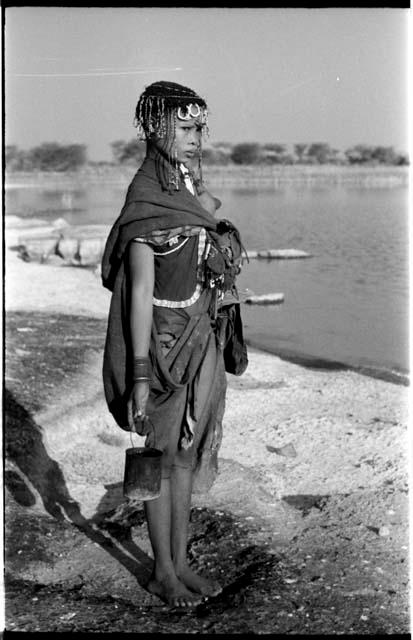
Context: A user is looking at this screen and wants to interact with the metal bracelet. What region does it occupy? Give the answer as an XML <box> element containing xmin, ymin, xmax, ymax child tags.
<box><xmin>133</xmin><ymin>357</ymin><xmax>151</xmax><ymax>380</ymax></box>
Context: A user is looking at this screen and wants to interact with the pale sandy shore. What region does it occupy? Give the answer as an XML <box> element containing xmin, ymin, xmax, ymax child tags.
<box><xmin>4</xmin><ymin>244</ymin><xmax>411</xmax><ymax>632</ymax></box>
<box><xmin>5</xmin><ymin>244</ymin><xmax>410</xmax><ymax>517</ymax></box>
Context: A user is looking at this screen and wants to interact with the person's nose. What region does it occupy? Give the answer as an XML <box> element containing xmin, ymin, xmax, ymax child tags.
<box><xmin>189</xmin><ymin>129</ymin><xmax>200</xmax><ymax>146</ymax></box>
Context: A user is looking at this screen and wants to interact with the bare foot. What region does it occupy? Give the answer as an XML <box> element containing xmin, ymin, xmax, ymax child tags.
<box><xmin>146</xmin><ymin>573</ymin><xmax>202</xmax><ymax>608</ymax></box>
<box><xmin>176</xmin><ymin>565</ymin><xmax>222</xmax><ymax>598</ymax></box>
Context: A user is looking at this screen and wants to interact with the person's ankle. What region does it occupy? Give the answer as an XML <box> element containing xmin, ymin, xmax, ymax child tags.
<box><xmin>173</xmin><ymin>560</ymin><xmax>190</xmax><ymax>576</ymax></box>
<box><xmin>152</xmin><ymin>563</ymin><xmax>177</xmax><ymax>582</ymax></box>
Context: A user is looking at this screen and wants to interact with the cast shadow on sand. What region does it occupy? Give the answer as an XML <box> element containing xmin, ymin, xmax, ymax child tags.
<box><xmin>4</xmin><ymin>387</ymin><xmax>153</xmax><ymax>587</ymax></box>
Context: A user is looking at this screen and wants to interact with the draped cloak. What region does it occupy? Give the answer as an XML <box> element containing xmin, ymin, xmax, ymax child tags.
<box><xmin>101</xmin><ymin>156</ymin><xmax>228</xmax><ymax>491</ymax></box>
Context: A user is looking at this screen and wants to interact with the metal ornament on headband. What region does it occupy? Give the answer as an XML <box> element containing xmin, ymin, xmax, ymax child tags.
<box><xmin>177</xmin><ymin>103</ymin><xmax>203</xmax><ymax>121</ymax></box>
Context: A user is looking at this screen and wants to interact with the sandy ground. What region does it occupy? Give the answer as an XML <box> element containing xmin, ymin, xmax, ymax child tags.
<box><xmin>3</xmin><ymin>245</ymin><xmax>411</xmax><ymax>634</ymax></box>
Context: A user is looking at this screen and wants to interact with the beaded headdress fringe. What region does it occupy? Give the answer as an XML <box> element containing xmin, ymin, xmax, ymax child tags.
<box><xmin>134</xmin><ymin>81</ymin><xmax>208</xmax><ymax>193</ymax></box>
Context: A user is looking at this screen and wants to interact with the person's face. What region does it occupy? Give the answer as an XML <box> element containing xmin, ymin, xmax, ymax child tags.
<box><xmin>153</xmin><ymin>112</ymin><xmax>204</xmax><ymax>165</ymax></box>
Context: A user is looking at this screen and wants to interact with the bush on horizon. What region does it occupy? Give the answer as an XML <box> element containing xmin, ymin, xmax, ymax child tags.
<box><xmin>5</xmin><ymin>140</ymin><xmax>409</xmax><ymax>172</ymax></box>
<box><xmin>6</xmin><ymin>143</ymin><xmax>87</xmax><ymax>172</ymax></box>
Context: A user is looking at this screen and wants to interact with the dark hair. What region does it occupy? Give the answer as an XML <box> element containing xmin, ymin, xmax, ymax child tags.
<box><xmin>134</xmin><ymin>80</ymin><xmax>207</xmax><ymax>138</ymax></box>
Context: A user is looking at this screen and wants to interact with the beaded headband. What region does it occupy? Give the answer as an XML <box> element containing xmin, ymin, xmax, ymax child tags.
<box><xmin>133</xmin><ymin>96</ymin><xmax>208</xmax><ymax>140</ymax></box>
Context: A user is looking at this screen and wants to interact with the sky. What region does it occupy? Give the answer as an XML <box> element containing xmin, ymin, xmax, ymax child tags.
<box><xmin>4</xmin><ymin>6</ymin><xmax>410</xmax><ymax>161</ymax></box>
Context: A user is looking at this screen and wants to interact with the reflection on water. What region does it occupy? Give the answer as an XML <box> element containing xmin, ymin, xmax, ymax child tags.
<box><xmin>5</xmin><ymin>182</ymin><xmax>126</xmax><ymax>225</ymax></box>
<box><xmin>5</xmin><ymin>179</ymin><xmax>409</xmax><ymax>377</ymax></box>
<box><xmin>218</xmin><ymin>184</ymin><xmax>408</xmax><ymax>376</ymax></box>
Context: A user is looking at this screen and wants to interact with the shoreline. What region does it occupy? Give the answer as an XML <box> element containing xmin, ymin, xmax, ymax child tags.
<box><xmin>5</xmin><ymin>163</ymin><xmax>409</xmax><ymax>189</ymax></box>
<box><xmin>246</xmin><ymin>339</ymin><xmax>410</xmax><ymax>388</ymax></box>
<box><xmin>5</xmin><ymin>247</ymin><xmax>408</xmax><ymax>387</ymax></box>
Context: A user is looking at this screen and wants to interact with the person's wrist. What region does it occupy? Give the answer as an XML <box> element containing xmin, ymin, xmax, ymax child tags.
<box><xmin>132</xmin><ymin>356</ymin><xmax>151</xmax><ymax>383</ymax></box>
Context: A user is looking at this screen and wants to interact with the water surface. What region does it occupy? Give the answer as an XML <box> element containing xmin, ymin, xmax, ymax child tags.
<box><xmin>215</xmin><ymin>184</ymin><xmax>409</xmax><ymax>381</ymax></box>
<box><xmin>6</xmin><ymin>178</ymin><xmax>409</xmax><ymax>381</ymax></box>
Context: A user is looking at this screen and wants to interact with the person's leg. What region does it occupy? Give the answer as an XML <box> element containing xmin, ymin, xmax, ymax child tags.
<box><xmin>145</xmin><ymin>477</ymin><xmax>202</xmax><ymax>607</ymax></box>
<box><xmin>145</xmin><ymin>325</ymin><xmax>223</xmax><ymax>602</ymax></box>
<box><xmin>169</xmin><ymin>335</ymin><xmax>224</xmax><ymax>596</ymax></box>
<box><xmin>170</xmin><ymin>464</ymin><xmax>222</xmax><ymax>597</ymax></box>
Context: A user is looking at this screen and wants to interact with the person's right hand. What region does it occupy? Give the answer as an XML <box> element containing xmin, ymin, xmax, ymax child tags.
<box><xmin>127</xmin><ymin>381</ymin><xmax>150</xmax><ymax>432</ymax></box>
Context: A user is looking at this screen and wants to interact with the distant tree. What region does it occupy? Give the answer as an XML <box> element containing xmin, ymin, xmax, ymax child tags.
<box><xmin>395</xmin><ymin>152</ymin><xmax>409</xmax><ymax>166</ymax></box>
<box><xmin>280</xmin><ymin>154</ymin><xmax>295</xmax><ymax>165</ymax></box>
<box><xmin>345</xmin><ymin>145</ymin><xmax>371</xmax><ymax>165</ymax></box>
<box><xmin>261</xmin><ymin>143</ymin><xmax>289</xmax><ymax>164</ymax></box>
<box><xmin>345</xmin><ymin>144</ymin><xmax>408</xmax><ymax>166</ymax></box>
<box><xmin>329</xmin><ymin>148</ymin><xmax>341</xmax><ymax>164</ymax></box>
<box><xmin>212</xmin><ymin>141</ymin><xmax>233</xmax><ymax>150</ymax></box>
<box><xmin>5</xmin><ymin>145</ymin><xmax>25</xmax><ymax>171</ymax></box>
<box><xmin>231</xmin><ymin>142</ymin><xmax>261</xmax><ymax>165</ymax></box>
<box><xmin>6</xmin><ymin>145</ymin><xmax>18</xmax><ymax>163</ymax></box>
<box><xmin>306</xmin><ymin>142</ymin><xmax>333</xmax><ymax>164</ymax></box>
<box><xmin>294</xmin><ymin>144</ymin><xmax>307</xmax><ymax>163</ymax></box>
<box><xmin>206</xmin><ymin>142</ymin><xmax>233</xmax><ymax>164</ymax></box>
<box><xmin>201</xmin><ymin>146</ymin><xmax>230</xmax><ymax>165</ymax></box>
<box><xmin>28</xmin><ymin>142</ymin><xmax>87</xmax><ymax>171</ymax></box>
<box><xmin>262</xmin><ymin>143</ymin><xmax>286</xmax><ymax>154</ymax></box>
<box><xmin>111</xmin><ymin>139</ymin><xmax>146</xmax><ymax>164</ymax></box>
<box><xmin>345</xmin><ymin>145</ymin><xmax>378</xmax><ymax>165</ymax></box>
<box><xmin>370</xmin><ymin>146</ymin><xmax>399</xmax><ymax>165</ymax></box>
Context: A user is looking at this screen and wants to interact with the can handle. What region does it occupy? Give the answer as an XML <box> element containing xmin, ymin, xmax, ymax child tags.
<box><xmin>130</xmin><ymin>415</ymin><xmax>156</xmax><ymax>449</ymax></box>
<box><xmin>129</xmin><ymin>430</ymin><xmax>139</xmax><ymax>449</ymax></box>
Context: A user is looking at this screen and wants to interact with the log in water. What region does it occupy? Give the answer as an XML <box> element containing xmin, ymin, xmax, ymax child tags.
<box><xmin>246</xmin><ymin>249</ymin><xmax>311</xmax><ymax>259</ymax></box>
<box><xmin>244</xmin><ymin>293</ymin><xmax>285</xmax><ymax>305</ymax></box>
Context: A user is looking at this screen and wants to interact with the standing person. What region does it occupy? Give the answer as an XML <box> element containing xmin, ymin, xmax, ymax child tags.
<box><xmin>101</xmin><ymin>80</ymin><xmax>247</xmax><ymax>608</ymax></box>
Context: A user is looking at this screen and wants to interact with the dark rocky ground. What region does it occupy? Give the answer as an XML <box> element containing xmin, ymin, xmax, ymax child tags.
<box><xmin>4</xmin><ymin>311</ymin><xmax>411</xmax><ymax>635</ymax></box>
